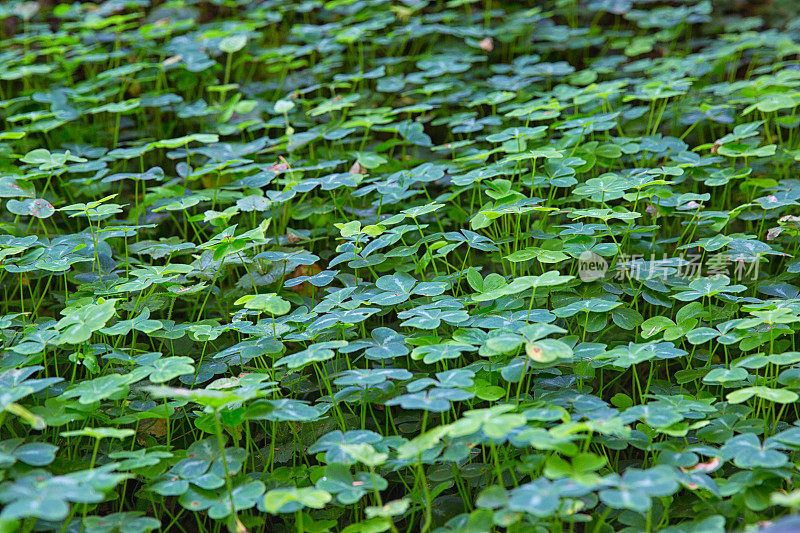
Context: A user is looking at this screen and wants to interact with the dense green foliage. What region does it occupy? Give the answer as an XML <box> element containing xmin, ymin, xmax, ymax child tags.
<box><xmin>3</xmin><ymin>0</ymin><xmax>800</xmax><ymax>531</ymax></box>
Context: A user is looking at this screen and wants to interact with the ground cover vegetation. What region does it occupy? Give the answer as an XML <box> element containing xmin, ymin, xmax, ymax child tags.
<box><xmin>2</xmin><ymin>0</ymin><xmax>800</xmax><ymax>531</ymax></box>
